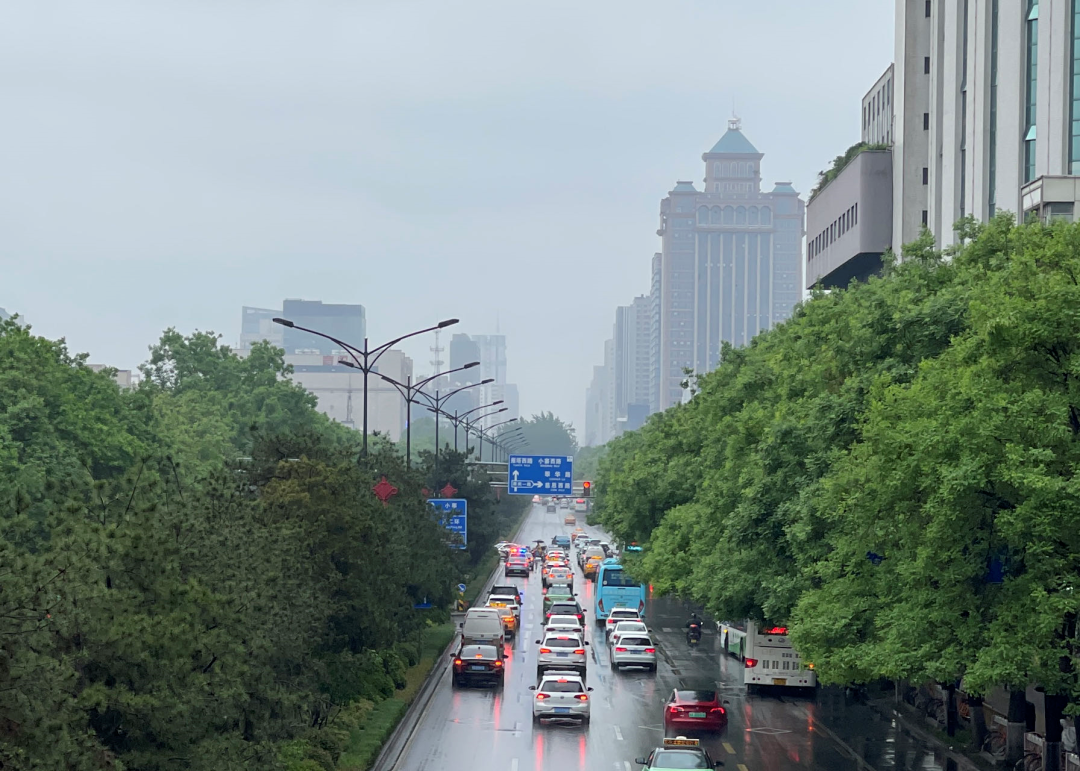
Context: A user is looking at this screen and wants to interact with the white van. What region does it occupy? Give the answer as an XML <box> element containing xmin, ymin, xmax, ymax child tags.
<box><xmin>461</xmin><ymin>608</ymin><xmax>506</xmax><ymax>645</ymax></box>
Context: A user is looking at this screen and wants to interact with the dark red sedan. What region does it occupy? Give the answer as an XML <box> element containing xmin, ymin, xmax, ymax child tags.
<box><xmin>663</xmin><ymin>688</ymin><xmax>727</xmax><ymax>733</ymax></box>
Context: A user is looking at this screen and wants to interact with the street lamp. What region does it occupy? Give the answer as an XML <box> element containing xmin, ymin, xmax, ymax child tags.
<box><xmin>272</xmin><ymin>316</ymin><xmax>458</xmax><ymax>454</ymax></box>
<box><xmin>450</xmin><ymin>400</ymin><xmax>504</xmax><ymax>451</ymax></box>
<box><xmin>464</xmin><ymin>407</ymin><xmax>508</xmax><ymax>459</ymax></box>
<box><xmin>416</xmin><ymin>379</ymin><xmax>494</xmax><ymax>470</ymax></box>
<box><xmin>475</xmin><ymin>416</ymin><xmax>518</xmax><ymax>462</ymax></box>
<box><xmin>373</xmin><ymin>361</ymin><xmax>479</xmax><ymax>468</ymax></box>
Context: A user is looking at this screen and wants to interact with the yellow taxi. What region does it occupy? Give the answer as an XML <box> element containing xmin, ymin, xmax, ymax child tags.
<box><xmin>583</xmin><ymin>556</ymin><xmax>603</xmax><ymax>579</ymax></box>
<box><xmin>486</xmin><ymin>599</ymin><xmax>518</xmax><ymax>637</ymax></box>
<box><xmin>570</xmin><ymin>528</ymin><xmax>587</xmax><ymax>543</ymax></box>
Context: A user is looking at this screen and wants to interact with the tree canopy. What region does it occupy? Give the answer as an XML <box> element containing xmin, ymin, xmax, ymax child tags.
<box><xmin>595</xmin><ymin>215</ymin><xmax>1080</xmax><ymax>702</ymax></box>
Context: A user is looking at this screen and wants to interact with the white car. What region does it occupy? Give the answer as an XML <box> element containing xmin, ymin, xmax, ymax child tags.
<box><xmin>604</xmin><ymin>608</ymin><xmax>643</xmax><ymax>638</ymax></box>
<box><xmin>536</xmin><ymin>633</ymin><xmax>588</xmax><ymax>677</ymax></box>
<box><xmin>544</xmin><ymin>614</ymin><xmax>584</xmax><ymax>637</ymax></box>
<box><xmin>608</xmin><ymin>620</ymin><xmax>650</xmax><ymax>648</ymax></box>
<box><xmin>611</xmin><ymin>633</ymin><xmax>657</xmax><ymax>672</ymax></box>
<box><xmin>547</xmin><ymin>566</ymin><xmax>573</xmax><ymax>586</ymax></box>
<box><xmin>531</xmin><ymin>671</ymin><xmax>592</xmax><ymax>724</ymax></box>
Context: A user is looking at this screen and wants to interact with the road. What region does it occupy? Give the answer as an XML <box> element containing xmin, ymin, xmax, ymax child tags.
<box><xmin>391</xmin><ymin>503</ymin><xmax>949</xmax><ymax>771</ymax></box>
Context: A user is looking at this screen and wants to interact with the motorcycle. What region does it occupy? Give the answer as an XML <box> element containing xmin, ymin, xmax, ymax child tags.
<box><xmin>686</xmin><ymin>623</ymin><xmax>702</xmax><ymax>645</ymax></box>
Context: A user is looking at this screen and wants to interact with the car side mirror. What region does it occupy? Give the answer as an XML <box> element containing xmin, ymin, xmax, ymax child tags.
<box><xmin>635</xmin><ymin>759</ymin><xmax>647</xmax><ymax>766</ymax></box>
<box><xmin>588</xmin><ymin>686</ymin><xmax>594</xmax><ymax>692</ymax></box>
<box><xmin>535</xmin><ymin>640</ymin><xmax>541</xmax><ymax>644</ymax></box>
<box><xmin>723</xmin><ymin>699</ymin><xmax>730</xmax><ymax>705</ymax></box>
<box><xmin>584</xmin><ymin>641</ymin><xmax>590</xmax><ymax>646</ymax></box>
<box><xmin>528</xmin><ymin>685</ymin><xmax>537</xmax><ymax>690</ymax></box>
<box><xmin>714</xmin><ymin>762</ymin><xmax>725</xmax><ymax>768</ymax></box>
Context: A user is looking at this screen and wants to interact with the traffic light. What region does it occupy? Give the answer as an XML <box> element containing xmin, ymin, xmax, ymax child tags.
<box><xmin>582</xmin><ymin>480</ymin><xmax>592</xmax><ymax>497</ymax></box>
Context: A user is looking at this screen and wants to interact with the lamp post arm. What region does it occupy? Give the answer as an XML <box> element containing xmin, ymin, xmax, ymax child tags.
<box><xmin>274</xmin><ymin>320</ymin><xmax>367</xmax><ymax>368</ymax></box>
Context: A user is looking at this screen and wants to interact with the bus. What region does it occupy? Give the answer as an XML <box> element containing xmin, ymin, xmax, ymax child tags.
<box><xmin>594</xmin><ymin>559</ymin><xmax>647</xmax><ymax>623</ymax></box>
<box><xmin>726</xmin><ymin>620</ymin><xmax>815</xmax><ymax>691</ymax></box>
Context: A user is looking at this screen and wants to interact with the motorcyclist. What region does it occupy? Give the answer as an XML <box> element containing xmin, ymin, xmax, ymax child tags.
<box><xmin>685</xmin><ymin>613</ymin><xmax>704</xmax><ymax>641</ymax></box>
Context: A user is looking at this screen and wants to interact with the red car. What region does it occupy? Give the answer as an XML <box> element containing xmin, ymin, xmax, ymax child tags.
<box><xmin>663</xmin><ymin>688</ymin><xmax>727</xmax><ymax>733</ymax></box>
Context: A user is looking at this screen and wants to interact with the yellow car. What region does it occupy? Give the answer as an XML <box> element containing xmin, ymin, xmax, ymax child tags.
<box><xmin>583</xmin><ymin>557</ymin><xmax>603</xmax><ymax>579</ymax></box>
<box><xmin>564</xmin><ymin>514</ymin><xmax>577</xmax><ymax>525</ymax></box>
<box><xmin>486</xmin><ymin>601</ymin><xmax>518</xmax><ymax>636</ymax></box>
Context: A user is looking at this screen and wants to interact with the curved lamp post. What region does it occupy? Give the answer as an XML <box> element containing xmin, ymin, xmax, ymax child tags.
<box><xmin>272</xmin><ymin>316</ymin><xmax>458</xmax><ymax>454</ymax></box>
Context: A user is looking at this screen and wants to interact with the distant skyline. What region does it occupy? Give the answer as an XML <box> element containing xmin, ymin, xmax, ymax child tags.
<box><xmin>1</xmin><ymin>0</ymin><xmax>894</xmax><ymax>431</ymax></box>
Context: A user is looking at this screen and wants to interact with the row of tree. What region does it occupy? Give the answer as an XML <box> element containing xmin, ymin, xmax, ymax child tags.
<box><xmin>0</xmin><ymin>322</ymin><xmax>525</xmax><ymax>769</ymax></box>
<box><xmin>594</xmin><ymin>216</ymin><xmax>1080</xmax><ymax>712</ymax></box>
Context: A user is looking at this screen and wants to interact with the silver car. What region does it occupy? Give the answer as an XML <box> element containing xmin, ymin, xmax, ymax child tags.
<box><xmin>531</xmin><ymin>670</ymin><xmax>592</xmax><ymax>724</ymax></box>
<box><xmin>536</xmin><ymin>633</ymin><xmax>588</xmax><ymax>677</ymax></box>
<box><xmin>610</xmin><ymin>633</ymin><xmax>657</xmax><ymax>672</ymax></box>
<box><xmin>608</xmin><ymin>620</ymin><xmax>650</xmax><ymax>648</ymax></box>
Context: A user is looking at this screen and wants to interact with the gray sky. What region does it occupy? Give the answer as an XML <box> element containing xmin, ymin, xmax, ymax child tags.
<box><xmin>1</xmin><ymin>0</ymin><xmax>894</xmax><ymax>431</ymax></box>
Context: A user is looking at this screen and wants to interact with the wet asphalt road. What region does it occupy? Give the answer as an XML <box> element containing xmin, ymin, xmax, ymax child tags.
<box><xmin>394</xmin><ymin>504</ymin><xmax>951</xmax><ymax>771</ymax></box>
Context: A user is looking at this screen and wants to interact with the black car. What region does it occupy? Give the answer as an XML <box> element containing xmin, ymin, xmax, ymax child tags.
<box><xmin>452</xmin><ymin>643</ymin><xmax>505</xmax><ymax>688</ymax></box>
<box><xmin>546</xmin><ymin>600</ymin><xmax>585</xmax><ymax>625</ymax></box>
<box><xmin>491</xmin><ymin>584</ymin><xmax>522</xmax><ymax>600</ymax></box>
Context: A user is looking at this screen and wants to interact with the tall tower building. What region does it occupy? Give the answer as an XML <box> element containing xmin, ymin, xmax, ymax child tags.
<box><xmin>655</xmin><ymin>119</ymin><xmax>805</xmax><ymax>410</ymax></box>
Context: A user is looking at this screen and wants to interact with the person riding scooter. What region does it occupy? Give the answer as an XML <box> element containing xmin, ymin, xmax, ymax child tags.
<box><xmin>685</xmin><ymin>613</ymin><xmax>703</xmax><ymax>644</ymax></box>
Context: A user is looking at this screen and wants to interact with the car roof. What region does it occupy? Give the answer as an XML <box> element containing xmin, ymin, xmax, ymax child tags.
<box><xmin>542</xmin><ymin>632</ymin><xmax>583</xmax><ymax>641</ymax></box>
<box><xmin>540</xmin><ymin>670</ymin><xmax>584</xmax><ymax>681</ymax></box>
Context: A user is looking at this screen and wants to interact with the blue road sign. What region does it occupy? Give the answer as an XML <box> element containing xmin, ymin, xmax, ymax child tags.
<box><xmin>429</xmin><ymin>498</ymin><xmax>467</xmax><ymax>548</ymax></box>
<box><xmin>507</xmin><ymin>455</ymin><xmax>574</xmax><ymax>496</ymax></box>
<box><xmin>457</xmin><ymin>583</ymin><xmax>467</xmax><ymax>593</ymax></box>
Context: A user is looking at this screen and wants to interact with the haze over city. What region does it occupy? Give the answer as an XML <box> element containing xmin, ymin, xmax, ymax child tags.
<box><xmin>1</xmin><ymin>0</ymin><xmax>894</xmax><ymax>430</ymax></box>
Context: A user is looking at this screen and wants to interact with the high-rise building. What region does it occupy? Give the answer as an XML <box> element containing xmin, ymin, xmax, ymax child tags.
<box><xmin>614</xmin><ymin>296</ymin><xmax>652</xmax><ymax>424</ymax></box>
<box><xmin>472</xmin><ymin>334</ymin><xmax>507</xmax><ymax>383</ymax></box>
<box><xmin>655</xmin><ymin>119</ymin><xmax>805</xmax><ymax>410</ymax></box>
<box><xmin>649</xmin><ymin>253</ymin><xmax>662</xmax><ymax>414</ymax></box>
<box><xmin>239</xmin><ymin>306</ymin><xmax>284</xmax><ymax>349</ymax></box>
<box><xmin>449</xmin><ymin>333</ymin><xmax>481</xmax><ymax>372</ymax></box>
<box><xmin>0</xmin><ymin>307</ymin><xmax>9</xmax><ymax>321</ymax></box>
<box><xmin>281</xmin><ymin>299</ymin><xmax>366</xmax><ymax>355</ymax></box>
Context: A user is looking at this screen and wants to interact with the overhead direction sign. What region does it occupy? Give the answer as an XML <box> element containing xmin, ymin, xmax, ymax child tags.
<box><xmin>507</xmin><ymin>454</ymin><xmax>574</xmax><ymax>496</ymax></box>
<box><xmin>429</xmin><ymin>498</ymin><xmax>467</xmax><ymax>548</ymax></box>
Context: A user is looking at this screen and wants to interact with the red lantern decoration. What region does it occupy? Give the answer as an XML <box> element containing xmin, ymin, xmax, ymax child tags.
<box><xmin>372</xmin><ymin>476</ymin><xmax>399</xmax><ymax>506</ymax></box>
<box><xmin>440</xmin><ymin>483</ymin><xmax>458</xmax><ymax>498</ymax></box>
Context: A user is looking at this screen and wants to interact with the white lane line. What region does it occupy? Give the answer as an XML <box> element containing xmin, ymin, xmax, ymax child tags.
<box><xmin>662</xmin><ymin>627</ymin><xmax>673</xmax><ymax>633</ymax></box>
<box><xmin>624</xmin><ymin>762</ymin><xmax>632</xmax><ymax>771</ymax></box>
<box><xmin>614</xmin><ymin>725</ymin><xmax>624</xmax><ymax>740</ymax></box>
<box><xmin>723</xmin><ymin>742</ymin><xmax>736</xmax><ymax>754</ymax></box>
<box><xmin>511</xmin><ymin>759</ymin><xmax>519</xmax><ymax>771</ymax></box>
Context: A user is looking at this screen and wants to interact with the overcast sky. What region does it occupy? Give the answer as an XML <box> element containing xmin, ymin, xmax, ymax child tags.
<box><xmin>1</xmin><ymin>0</ymin><xmax>894</xmax><ymax>432</ymax></box>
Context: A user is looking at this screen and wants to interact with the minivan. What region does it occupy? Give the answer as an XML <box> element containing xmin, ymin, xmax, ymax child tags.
<box><xmin>461</xmin><ymin>608</ymin><xmax>506</xmax><ymax>645</ymax></box>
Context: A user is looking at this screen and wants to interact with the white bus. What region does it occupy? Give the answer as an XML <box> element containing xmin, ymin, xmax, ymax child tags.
<box><xmin>722</xmin><ymin>620</ymin><xmax>816</xmax><ymax>691</ymax></box>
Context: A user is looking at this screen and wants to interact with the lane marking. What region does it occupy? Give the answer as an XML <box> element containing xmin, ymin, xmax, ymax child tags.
<box><xmin>738</xmin><ymin>765</ymin><xmax>749</xmax><ymax>771</ymax></box>
<box><xmin>662</xmin><ymin>627</ymin><xmax>673</xmax><ymax>633</ymax></box>
<box><xmin>723</xmin><ymin>742</ymin><xmax>736</xmax><ymax>755</ymax></box>
<box><xmin>511</xmin><ymin>760</ymin><xmax>518</xmax><ymax>771</ymax></box>
<box><xmin>624</xmin><ymin>763</ymin><xmax>632</xmax><ymax>771</ymax></box>
<box><xmin>614</xmin><ymin>725</ymin><xmax>624</xmax><ymax>740</ymax></box>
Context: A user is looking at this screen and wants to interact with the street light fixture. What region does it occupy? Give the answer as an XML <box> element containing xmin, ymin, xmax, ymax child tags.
<box><xmin>475</xmin><ymin>416</ymin><xmax>518</xmax><ymax>462</ymax></box>
<box><xmin>464</xmin><ymin>407</ymin><xmax>509</xmax><ymax>459</ymax></box>
<box><xmin>373</xmin><ymin>361</ymin><xmax>479</xmax><ymax>468</ymax></box>
<box><xmin>450</xmin><ymin>400</ymin><xmax>504</xmax><ymax>450</ymax></box>
<box><xmin>415</xmin><ymin>379</ymin><xmax>494</xmax><ymax>470</ymax></box>
<box><xmin>272</xmin><ymin>316</ymin><xmax>458</xmax><ymax>454</ymax></box>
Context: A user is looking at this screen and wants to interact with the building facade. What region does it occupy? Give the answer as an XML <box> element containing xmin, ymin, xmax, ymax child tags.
<box><xmin>655</xmin><ymin>119</ymin><xmax>805</xmax><ymax>410</ymax></box>
<box><xmin>471</xmin><ymin>334</ymin><xmax>507</xmax><ymax>384</ymax></box>
<box><xmin>614</xmin><ymin>296</ymin><xmax>652</xmax><ymax>424</ymax></box>
<box><xmin>281</xmin><ymin>299</ymin><xmax>366</xmax><ymax>355</ymax></box>
<box><xmin>890</xmin><ymin>0</ymin><xmax>1080</xmax><ymax>248</ymax></box>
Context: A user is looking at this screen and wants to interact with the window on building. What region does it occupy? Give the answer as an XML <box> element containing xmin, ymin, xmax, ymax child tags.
<box><xmin>1024</xmin><ymin>0</ymin><xmax>1039</xmax><ymax>182</ymax></box>
<box><xmin>925</xmin><ymin>0</ymin><xmax>931</xmax><ymax>16</ymax></box>
<box><xmin>924</xmin><ymin>56</ymin><xmax>931</xmax><ymax>74</ymax></box>
<box><xmin>922</xmin><ymin>210</ymin><xmax>929</xmax><ymax>226</ymax></box>
<box><xmin>924</xmin><ymin>112</ymin><xmax>930</xmax><ymax>130</ymax></box>
<box><xmin>1070</xmin><ymin>0</ymin><xmax>1080</xmax><ymax>173</ymax></box>
<box><xmin>922</xmin><ymin>167</ymin><xmax>929</xmax><ymax>185</ymax></box>
<box><xmin>854</xmin><ymin>202</ymin><xmax>858</xmax><ymax>224</ymax></box>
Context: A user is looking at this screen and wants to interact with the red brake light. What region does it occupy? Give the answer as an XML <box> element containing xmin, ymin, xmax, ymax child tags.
<box><xmin>645</xmin><ymin>647</ymin><xmax>656</xmax><ymax>653</ymax></box>
<box><xmin>453</xmin><ymin>659</ymin><xmax>462</xmax><ymax>665</ymax></box>
<box><xmin>536</xmin><ymin>693</ymin><xmax>549</xmax><ymax>700</ymax></box>
<box><xmin>764</xmin><ymin>627</ymin><xmax>788</xmax><ymax>635</ymax></box>
<box><xmin>493</xmin><ymin>660</ymin><xmax>503</xmax><ymax>667</ymax></box>
<box><xmin>539</xmin><ymin>648</ymin><xmax>551</xmax><ymax>654</ymax></box>
<box><xmin>745</xmin><ymin>658</ymin><xmax>758</xmax><ymax>668</ymax></box>
<box><xmin>574</xmin><ymin>648</ymin><xmax>585</xmax><ymax>655</ymax></box>
<box><xmin>576</xmin><ymin>694</ymin><xmax>589</xmax><ymax>701</ymax></box>
<box><xmin>615</xmin><ymin>647</ymin><xmax>627</xmax><ymax>652</ymax></box>
<box><xmin>710</xmin><ymin>707</ymin><xmax>725</xmax><ymax>714</ymax></box>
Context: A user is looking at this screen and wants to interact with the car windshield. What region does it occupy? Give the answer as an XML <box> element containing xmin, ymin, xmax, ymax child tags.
<box><xmin>460</xmin><ymin>645</ymin><xmax>497</xmax><ymax>659</ymax></box>
<box><xmin>676</xmin><ymin>690</ymin><xmax>717</xmax><ymax>703</ymax></box>
<box><xmin>548</xmin><ymin>615</ymin><xmax>579</xmax><ymax>625</ymax></box>
<box><xmin>544</xmin><ymin>637</ymin><xmax>582</xmax><ymax>648</ymax></box>
<box><xmin>651</xmin><ymin>750</ymin><xmax>711</xmax><ymax>769</ymax></box>
<box><xmin>550</xmin><ymin>605</ymin><xmax>579</xmax><ymax>615</ymax></box>
<box><xmin>615</xmin><ymin>622</ymin><xmax>647</xmax><ymax>632</ymax></box>
<box><xmin>540</xmin><ymin>679</ymin><xmax>584</xmax><ymax>693</ymax></box>
<box><xmin>610</xmin><ymin>610</ymin><xmax>640</xmax><ymax>620</ymax></box>
<box><xmin>620</xmin><ymin>637</ymin><xmax>652</xmax><ymax>646</ymax></box>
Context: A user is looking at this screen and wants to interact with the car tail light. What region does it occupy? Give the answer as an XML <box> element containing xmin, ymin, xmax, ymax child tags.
<box><xmin>539</xmin><ymin>648</ymin><xmax>551</xmax><ymax>654</ymax></box>
<box><xmin>597</xmin><ymin>599</ymin><xmax>604</xmax><ymax>612</ymax></box>
<box><xmin>575</xmin><ymin>694</ymin><xmax>589</xmax><ymax>701</ymax></box>
<box><xmin>574</xmin><ymin>648</ymin><xmax>585</xmax><ymax>655</ymax></box>
<box><xmin>615</xmin><ymin>647</ymin><xmax>627</xmax><ymax>652</ymax></box>
<box><xmin>745</xmin><ymin>658</ymin><xmax>758</xmax><ymax>668</ymax></box>
<box><xmin>710</xmin><ymin>707</ymin><xmax>725</xmax><ymax>714</ymax></box>
<box><xmin>645</xmin><ymin>648</ymin><xmax>656</xmax><ymax>654</ymax></box>
<box><xmin>638</xmin><ymin>600</ymin><xmax>645</xmax><ymax>613</ymax></box>
<box><xmin>453</xmin><ymin>659</ymin><xmax>462</xmax><ymax>665</ymax></box>
<box><xmin>536</xmin><ymin>693</ymin><xmax>549</xmax><ymax>700</ymax></box>
<box><xmin>493</xmin><ymin>661</ymin><xmax>503</xmax><ymax>667</ymax></box>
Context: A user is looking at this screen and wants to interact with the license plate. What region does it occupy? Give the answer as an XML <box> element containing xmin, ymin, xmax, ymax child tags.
<box><xmin>773</xmin><ymin>678</ymin><xmax>787</xmax><ymax>686</ymax></box>
<box><xmin>629</xmin><ymin>648</ymin><xmax>643</xmax><ymax>653</ymax></box>
<box><xmin>469</xmin><ymin>666</ymin><xmax>487</xmax><ymax>671</ymax></box>
<box><xmin>554</xmin><ymin>707</ymin><xmax>571</xmax><ymax>714</ymax></box>
<box><xmin>689</xmin><ymin>712</ymin><xmax>707</xmax><ymax>718</ymax></box>
<box><xmin>556</xmin><ymin>652</ymin><xmax>569</xmax><ymax>657</ymax></box>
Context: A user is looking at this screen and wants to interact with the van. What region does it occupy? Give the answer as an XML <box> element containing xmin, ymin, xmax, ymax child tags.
<box><xmin>461</xmin><ymin>608</ymin><xmax>506</xmax><ymax>645</ymax></box>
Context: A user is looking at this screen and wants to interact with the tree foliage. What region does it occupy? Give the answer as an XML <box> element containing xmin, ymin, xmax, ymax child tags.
<box><xmin>0</xmin><ymin>322</ymin><xmax>487</xmax><ymax>769</ymax></box>
<box><xmin>595</xmin><ymin>215</ymin><xmax>1080</xmax><ymax>704</ymax></box>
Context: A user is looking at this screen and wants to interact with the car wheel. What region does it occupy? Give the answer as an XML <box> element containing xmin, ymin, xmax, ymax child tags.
<box><xmin>452</xmin><ymin>675</ymin><xmax>461</xmax><ymax>688</ymax></box>
<box><xmin>612</xmin><ymin>661</ymin><xmax>620</xmax><ymax>671</ymax></box>
<box><xmin>582</xmin><ymin>715</ymin><xmax>591</xmax><ymax>726</ymax></box>
<box><xmin>532</xmin><ymin>713</ymin><xmax>540</xmax><ymax>725</ymax></box>
<box><xmin>650</xmin><ymin>664</ymin><xmax>658</xmax><ymax>673</ymax></box>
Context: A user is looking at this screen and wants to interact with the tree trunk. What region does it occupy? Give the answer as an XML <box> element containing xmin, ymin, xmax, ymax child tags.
<box><xmin>945</xmin><ymin>683</ymin><xmax>957</xmax><ymax>737</ymax></box>
<box><xmin>1044</xmin><ymin>693</ymin><xmax>1067</xmax><ymax>771</ymax></box>
<box><xmin>969</xmin><ymin>694</ymin><xmax>988</xmax><ymax>754</ymax></box>
<box><xmin>1007</xmin><ymin>688</ymin><xmax>1028</xmax><ymax>766</ymax></box>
